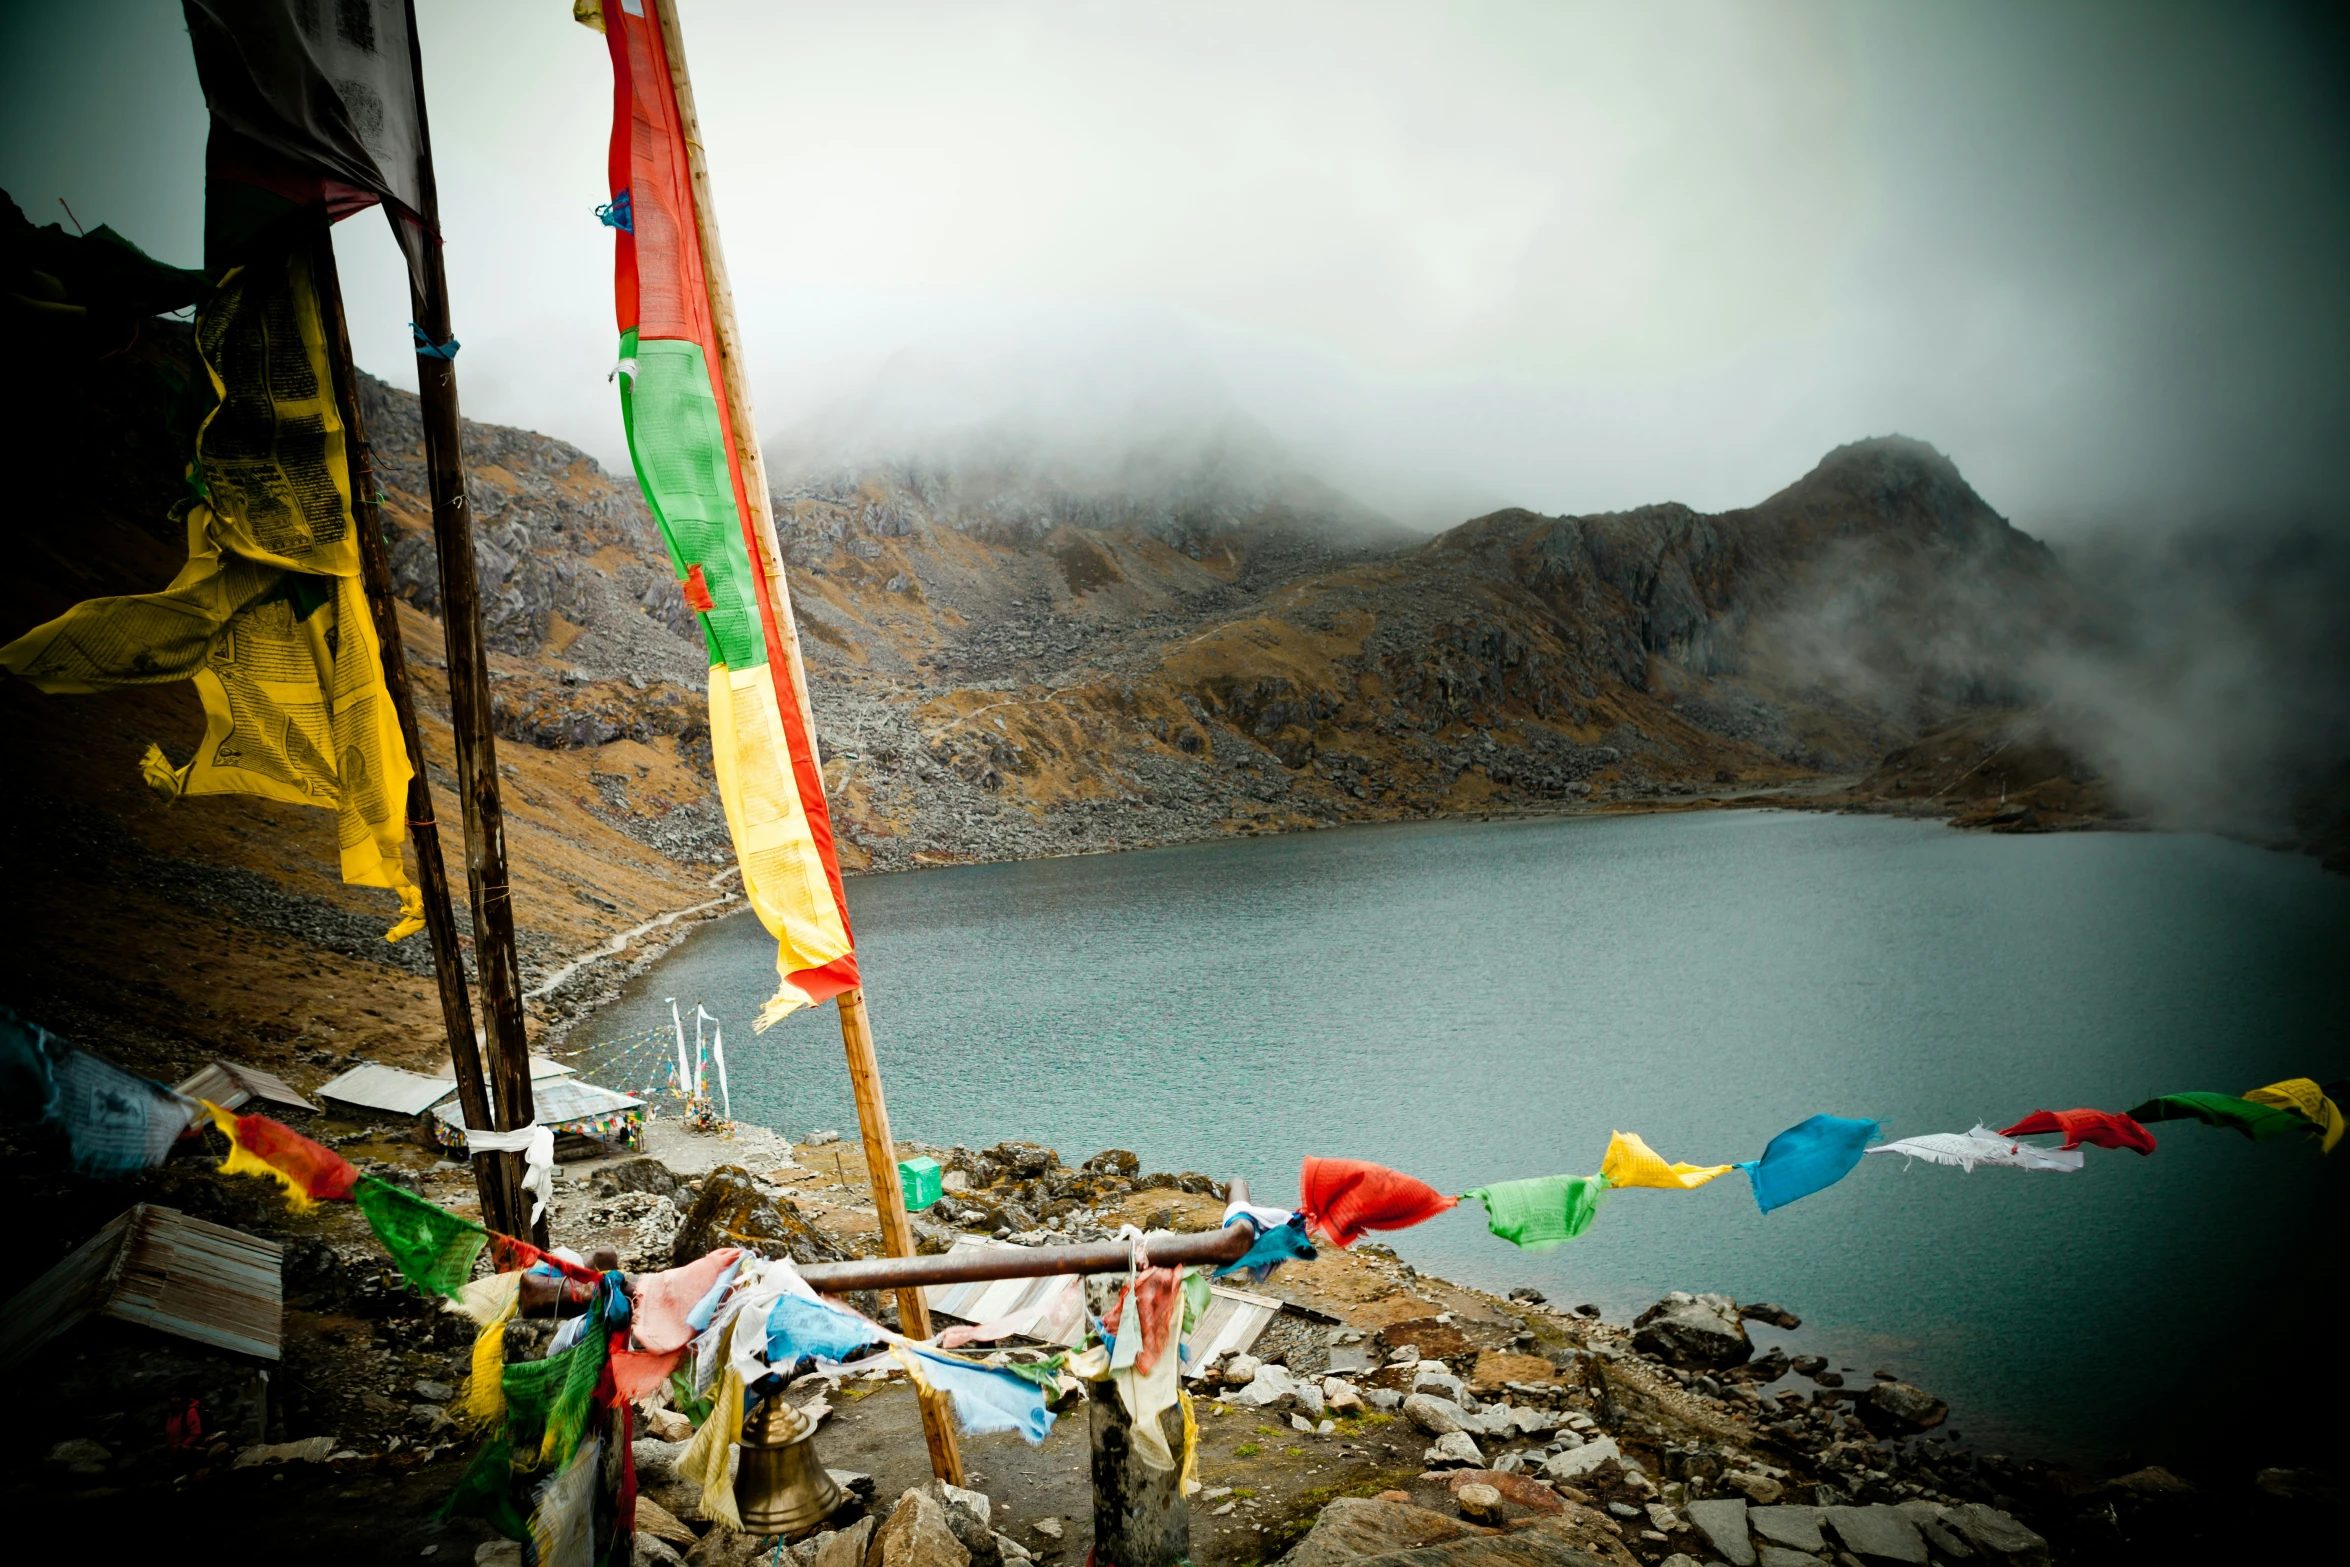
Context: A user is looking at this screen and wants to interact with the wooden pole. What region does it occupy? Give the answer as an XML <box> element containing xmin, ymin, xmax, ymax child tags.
<box><xmin>308</xmin><ymin>224</ymin><xmax>510</xmax><ymax>1236</ymax></box>
<box><xmin>651</xmin><ymin>0</ymin><xmax>962</xmax><ymax>1484</ymax></box>
<box><xmin>399</xmin><ymin>0</ymin><xmax>539</xmax><ymax>1244</ymax></box>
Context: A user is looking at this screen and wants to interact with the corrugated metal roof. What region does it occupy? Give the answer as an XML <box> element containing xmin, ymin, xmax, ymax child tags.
<box><xmin>0</xmin><ymin>1205</ymin><xmax>282</xmax><ymax>1369</ymax></box>
<box><xmin>428</xmin><ymin>1075</ymin><xmax>643</xmax><ymax>1135</ymax></box>
<box><xmin>433</xmin><ymin>1055</ymin><xmax>575</xmax><ymax>1085</ymax></box>
<box><xmin>175</xmin><ymin>1060</ymin><xmax>320</xmax><ymax>1117</ymax></box>
<box><xmin>316</xmin><ymin>1062</ymin><xmax>453</xmax><ymax>1116</ymax></box>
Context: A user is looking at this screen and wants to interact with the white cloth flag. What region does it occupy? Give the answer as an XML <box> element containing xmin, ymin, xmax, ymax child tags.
<box><xmin>1866</xmin><ymin>1124</ymin><xmax>2085</xmax><ymax>1173</ymax></box>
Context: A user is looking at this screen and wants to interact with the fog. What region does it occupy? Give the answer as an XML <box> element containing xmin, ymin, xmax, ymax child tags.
<box><xmin>5</xmin><ymin>1</ymin><xmax>2346</xmax><ymax>536</ymax></box>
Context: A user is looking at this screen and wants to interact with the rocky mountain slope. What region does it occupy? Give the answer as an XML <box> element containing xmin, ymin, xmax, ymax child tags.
<box><xmin>0</xmin><ymin>304</ymin><xmax>2086</xmax><ymax>1100</ymax></box>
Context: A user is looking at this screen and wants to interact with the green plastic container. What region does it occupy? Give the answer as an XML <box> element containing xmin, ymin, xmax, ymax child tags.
<box><xmin>898</xmin><ymin>1155</ymin><xmax>944</xmax><ymax>1212</ymax></box>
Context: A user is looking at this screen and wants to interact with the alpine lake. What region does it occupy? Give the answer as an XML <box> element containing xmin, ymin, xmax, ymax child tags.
<box><xmin>586</xmin><ymin>807</ymin><xmax>2350</xmax><ymax>1470</ymax></box>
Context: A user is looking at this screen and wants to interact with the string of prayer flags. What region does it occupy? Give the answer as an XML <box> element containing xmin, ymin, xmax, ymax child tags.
<box><xmin>2125</xmin><ymin>1092</ymin><xmax>2311</xmax><ymax>1143</ymax></box>
<box><xmin>1997</xmin><ymin>1108</ymin><xmax>2156</xmax><ymax>1156</ymax></box>
<box><xmin>47</xmin><ymin>1049</ymin><xmax>193</xmax><ymax>1177</ymax></box>
<box><xmin>1298</xmin><ymin>1157</ymin><xmax>1458</xmax><ymax>1248</ymax></box>
<box><xmin>1866</xmin><ymin>1126</ymin><xmax>2085</xmax><ymax>1173</ymax></box>
<box><xmin>1463</xmin><ymin>1173</ymin><xmax>1610</xmax><ymax>1252</ymax></box>
<box><xmin>2241</xmin><ymin>1078</ymin><xmax>2344</xmax><ymax>1153</ymax></box>
<box><xmin>1600</xmin><ymin>1130</ymin><xmax>1736</xmax><ymax>1190</ymax></box>
<box><xmin>201</xmin><ymin>1100</ymin><xmax>359</xmax><ymax>1207</ymax></box>
<box><xmin>1741</xmin><ymin>1114</ymin><xmax>1880</xmax><ymax>1214</ymax></box>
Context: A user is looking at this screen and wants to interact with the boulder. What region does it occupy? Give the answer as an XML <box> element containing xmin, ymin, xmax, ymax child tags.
<box><xmin>634</xmin><ymin>1497</ymin><xmax>699</xmax><ymax>1546</ymax></box>
<box><xmin>644</xmin><ymin>1406</ymin><xmax>694</xmax><ymax>1442</ymax></box>
<box><xmin>1756</xmin><ymin>1549</ymin><xmax>1823</xmax><ymax>1567</ymax></box>
<box><xmin>1365</xmin><ymin>1389</ymin><xmax>1404</xmax><ymax>1411</ymax></box>
<box><xmin>1412</xmin><ymin>1366</ymin><xmax>1471</xmax><ymax>1404</ymax></box>
<box><xmin>919</xmin><ymin>1480</ymin><xmax>1002</xmax><ymax>1567</ymax></box>
<box><xmin>1722</xmin><ymin>1471</ymin><xmax>1783</xmax><ymax>1505</ymax></box>
<box><xmin>1438</xmin><ymin>1470</ymin><xmax>1564</xmax><ymax>1514</ymax></box>
<box><xmin>599</xmin><ymin>1156</ymin><xmax>683</xmax><ymax>1198</ymax></box>
<box><xmin>1538</xmin><ymin>1436</ymin><xmax>1620</xmax><ymax>1482</ymax></box>
<box><xmin>870</xmin><ymin>1487</ymin><xmax>972</xmax><ymax>1567</ymax></box>
<box><xmin>1081</xmin><ymin>1150</ymin><xmax>1140</xmax><ymax>1177</ymax></box>
<box><xmin>1747</xmin><ymin>1506</ymin><xmax>1826</xmax><ymax>1552</ymax></box>
<box><xmin>1276</xmin><ymin>1497</ymin><xmax>1493</xmax><ymax>1567</ymax></box>
<box><xmin>637</xmin><ymin>1535</ymin><xmax>686</xmax><ymax>1567</ymax></box>
<box><xmin>1944</xmin><ymin>1504</ymin><xmax>2050</xmax><ymax>1565</ymax></box>
<box><xmin>1824</xmin><ymin>1504</ymin><xmax>1927</xmax><ymax>1565</ymax></box>
<box><xmin>1423</xmin><ymin>1431</ymin><xmax>1485</xmax><ymax>1468</ymax></box>
<box><xmin>812</xmin><ymin>1518</ymin><xmax>875</xmax><ymax>1567</ymax></box>
<box><xmin>1323</xmin><ymin>1378</ymin><xmax>1365</xmax><ymax>1412</ymax></box>
<box><xmin>1233</xmin><ymin>1363</ymin><xmax>1300</xmax><ymax>1408</ymax></box>
<box><xmin>1294</xmin><ymin>1380</ymin><xmax>1327</xmax><ymax>1420</ymax></box>
<box><xmin>1455</xmin><ymin>1483</ymin><xmax>1506</xmax><ymax>1523</ymax></box>
<box><xmin>1223</xmin><ymin>1353</ymin><xmax>1263</xmax><ymax>1383</ymax></box>
<box><xmin>1738</xmin><ymin>1302</ymin><xmax>1801</xmax><ymax>1330</ymax></box>
<box><xmin>685</xmin><ymin>1529</ymin><xmax>769</xmax><ymax>1567</ymax></box>
<box><xmin>1631</xmin><ymin>1293</ymin><xmax>1752</xmax><ymax>1369</ymax></box>
<box><xmin>1683</xmin><ymin>1498</ymin><xmax>1754</xmax><ymax>1566</ymax></box>
<box><xmin>1860</xmin><ymin>1381</ymin><xmax>1947</xmax><ymax>1433</ymax></box>
<box><xmin>671</xmin><ymin>1166</ymin><xmax>858</xmax><ymax>1268</ymax></box>
<box><xmin>1404</xmin><ymin>1394</ymin><xmax>1472</xmax><ymax>1436</ymax></box>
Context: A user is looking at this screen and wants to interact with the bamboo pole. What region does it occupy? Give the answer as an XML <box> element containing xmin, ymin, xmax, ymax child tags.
<box><xmin>309</xmin><ymin>225</ymin><xmax>510</xmax><ymax>1236</ymax></box>
<box><xmin>400</xmin><ymin>0</ymin><xmax>539</xmax><ymax>1243</ymax></box>
<box><xmin>651</xmin><ymin>0</ymin><xmax>963</xmax><ymax>1484</ymax></box>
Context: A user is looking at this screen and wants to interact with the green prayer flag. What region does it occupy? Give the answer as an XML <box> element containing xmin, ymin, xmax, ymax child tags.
<box><xmin>502</xmin><ymin>1292</ymin><xmax>610</xmax><ymax>1474</ymax></box>
<box><xmin>355</xmin><ymin>1175</ymin><xmax>489</xmax><ymax>1297</ymax></box>
<box><xmin>1464</xmin><ymin>1173</ymin><xmax>1610</xmax><ymax>1252</ymax></box>
<box><xmin>2126</xmin><ymin>1092</ymin><xmax>2309</xmax><ymax>1142</ymax></box>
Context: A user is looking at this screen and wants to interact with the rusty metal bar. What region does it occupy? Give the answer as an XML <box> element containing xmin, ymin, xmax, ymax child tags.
<box><xmin>796</xmin><ymin>1206</ymin><xmax>1255</xmax><ymax>1294</ymax></box>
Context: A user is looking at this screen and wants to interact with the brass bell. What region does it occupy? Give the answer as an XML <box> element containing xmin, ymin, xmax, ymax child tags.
<box><xmin>733</xmin><ymin>1391</ymin><xmax>846</xmax><ymax>1539</ymax></box>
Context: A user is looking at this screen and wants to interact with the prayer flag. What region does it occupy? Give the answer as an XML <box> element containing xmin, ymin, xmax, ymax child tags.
<box><xmin>1741</xmin><ymin>1114</ymin><xmax>1879</xmax><ymax>1214</ymax></box>
<box><xmin>0</xmin><ymin>245</ymin><xmax>424</xmax><ymax>941</ymax></box>
<box><xmin>2126</xmin><ymin>1092</ymin><xmax>2311</xmax><ymax>1143</ymax></box>
<box><xmin>1600</xmin><ymin>1130</ymin><xmax>1735</xmax><ymax>1190</ymax></box>
<box><xmin>46</xmin><ymin>1049</ymin><xmax>192</xmax><ymax>1176</ymax></box>
<box><xmin>1997</xmin><ymin>1108</ymin><xmax>2155</xmax><ymax>1156</ymax></box>
<box><xmin>1865</xmin><ymin>1126</ymin><xmax>2084</xmax><ymax>1172</ymax></box>
<box><xmin>202</xmin><ymin>1102</ymin><xmax>359</xmax><ymax>1206</ymax></box>
<box><xmin>1298</xmin><ymin>1158</ymin><xmax>1459</xmax><ymax>1248</ymax></box>
<box><xmin>182</xmin><ymin>0</ymin><xmax>437</xmax><ymax>283</ymax></box>
<box><xmin>1463</xmin><ymin>1174</ymin><xmax>1609</xmax><ymax>1251</ymax></box>
<box><xmin>593</xmin><ymin>0</ymin><xmax>858</xmax><ymax>1027</ymax></box>
<box><xmin>356</xmin><ymin>1175</ymin><xmax>489</xmax><ymax>1298</ymax></box>
<box><xmin>2241</xmin><ymin>1078</ymin><xmax>2345</xmax><ymax>1153</ymax></box>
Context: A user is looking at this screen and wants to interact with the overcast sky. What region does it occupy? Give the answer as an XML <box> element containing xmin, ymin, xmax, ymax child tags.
<box><xmin>5</xmin><ymin>1</ymin><xmax>2346</xmax><ymax>533</ymax></box>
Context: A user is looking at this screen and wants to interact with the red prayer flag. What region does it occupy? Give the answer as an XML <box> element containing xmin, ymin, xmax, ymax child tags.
<box><xmin>207</xmin><ymin>1107</ymin><xmax>360</xmax><ymax>1205</ymax></box>
<box><xmin>1998</xmin><ymin>1108</ymin><xmax>2156</xmax><ymax>1156</ymax></box>
<box><xmin>1299</xmin><ymin>1157</ymin><xmax>1459</xmax><ymax>1248</ymax></box>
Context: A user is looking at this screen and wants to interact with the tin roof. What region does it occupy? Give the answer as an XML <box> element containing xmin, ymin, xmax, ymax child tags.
<box><xmin>433</xmin><ymin>1055</ymin><xmax>577</xmax><ymax>1085</ymax></box>
<box><xmin>428</xmin><ymin>1075</ymin><xmax>643</xmax><ymax>1136</ymax></box>
<box><xmin>0</xmin><ymin>1204</ymin><xmax>283</xmax><ymax>1369</ymax></box>
<box><xmin>315</xmin><ymin>1062</ymin><xmax>453</xmax><ymax>1117</ymax></box>
<box><xmin>175</xmin><ymin>1060</ymin><xmax>321</xmax><ymax>1117</ymax></box>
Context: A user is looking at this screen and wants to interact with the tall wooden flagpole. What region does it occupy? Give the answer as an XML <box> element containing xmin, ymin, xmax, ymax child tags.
<box><xmin>400</xmin><ymin>0</ymin><xmax>540</xmax><ymax>1244</ymax></box>
<box><xmin>651</xmin><ymin>0</ymin><xmax>965</xmax><ymax>1485</ymax></box>
<box><xmin>309</xmin><ymin>225</ymin><xmax>512</xmax><ymax>1237</ymax></box>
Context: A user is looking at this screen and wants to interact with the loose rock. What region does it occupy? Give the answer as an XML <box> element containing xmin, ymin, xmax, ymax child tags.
<box><xmin>1683</xmin><ymin>1497</ymin><xmax>1755</xmax><ymax>1566</ymax></box>
<box><xmin>1632</xmin><ymin>1292</ymin><xmax>1753</xmax><ymax>1369</ymax></box>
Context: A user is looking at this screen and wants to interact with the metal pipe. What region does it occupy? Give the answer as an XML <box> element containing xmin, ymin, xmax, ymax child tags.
<box><xmin>795</xmin><ymin>1185</ymin><xmax>1253</xmax><ymax>1294</ymax></box>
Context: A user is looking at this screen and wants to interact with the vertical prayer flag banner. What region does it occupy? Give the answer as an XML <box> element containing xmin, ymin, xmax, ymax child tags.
<box><xmin>595</xmin><ymin>0</ymin><xmax>858</xmax><ymax>1027</ymax></box>
<box><xmin>0</xmin><ymin>247</ymin><xmax>424</xmax><ymax>939</ymax></box>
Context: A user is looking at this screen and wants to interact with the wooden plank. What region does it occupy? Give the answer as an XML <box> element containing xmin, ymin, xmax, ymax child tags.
<box><xmin>310</xmin><ymin>227</ymin><xmax>506</xmax><ymax>1234</ymax></box>
<box><xmin>393</xmin><ymin>22</ymin><xmax>537</xmax><ymax>1241</ymax></box>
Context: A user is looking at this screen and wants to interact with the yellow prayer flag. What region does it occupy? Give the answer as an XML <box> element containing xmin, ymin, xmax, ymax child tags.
<box><xmin>2244</xmin><ymin>1079</ymin><xmax>2345</xmax><ymax>1154</ymax></box>
<box><xmin>1600</xmin><ymin>1129</ymin><xmax>1736</xmax><ymax>1190</ymax></box>
<box><xmin>0</xmin><ymin>247</ymin><xmax>421</xmax><ymax>940</ymax></box>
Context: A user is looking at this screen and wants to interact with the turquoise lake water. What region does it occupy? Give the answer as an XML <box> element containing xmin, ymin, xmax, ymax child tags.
<box><xmin>590</xmin><ymin>809</ymin><xmax>2349</xmax><ymax>1468</ymax></box>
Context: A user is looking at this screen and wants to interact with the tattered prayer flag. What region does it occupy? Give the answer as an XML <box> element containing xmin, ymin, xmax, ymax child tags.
<box><xmin>1600</xmin><ymin>1130</ymin><xmax>1735</xmax><ymax>1190</ymax></box>
<box><xmin>1741</xmin><ymin>1114</ymin><xmax>1879</xmax><ymax>1214</ymax></box>
<box><xmin>356</xmin><ymin>1175</ymin><xmax>489</xmax><ymax>1298</ymax></box>
<box><xmin>2242</xmin><ymin>1078</ymin><xmax>2345</xmax><ymax>1154</ymax></box>
<box><xmin>1865</xmin><ymin>1126</ymin><xmax>2084</xmax><ymax>1173</ymax></box>
<box><xmin>593</xmin><ymin>0</ymin><xmax>857</xmax><ymax>1028</ymax></box>
<box><xmin>46</xmin><ymin>1049</ymin><xmax>190</xmax><ymax>1176</ymax></box>
<box><xmin>0</xmin><ymin>246</ymin><xmax>423</xmax><ymax>942</ymax></box>
<box><xmin>1997</xmin><ymin>1108</ymin><xmax>2156</xmax><ymax>1156</ymax></box>
<box><xmin>1463</xmin><ymin>1174</ymin><xmax>1610</xmax><ymax>1252</ymax></box>
<box><xmin>1298</xmin><ymin>1158</ymin><xmax>1459</xmax><ymax>1248</ymax></box>
<box><xmin>202</xmin><ymin>1103</ymin><xmax>359</xmax><ymax>1207</ymax></box>
<box><xmin>2127</xmin><ymin>1092</ymin><xmax>2311</xmax><ymax>1144</ymax></box>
